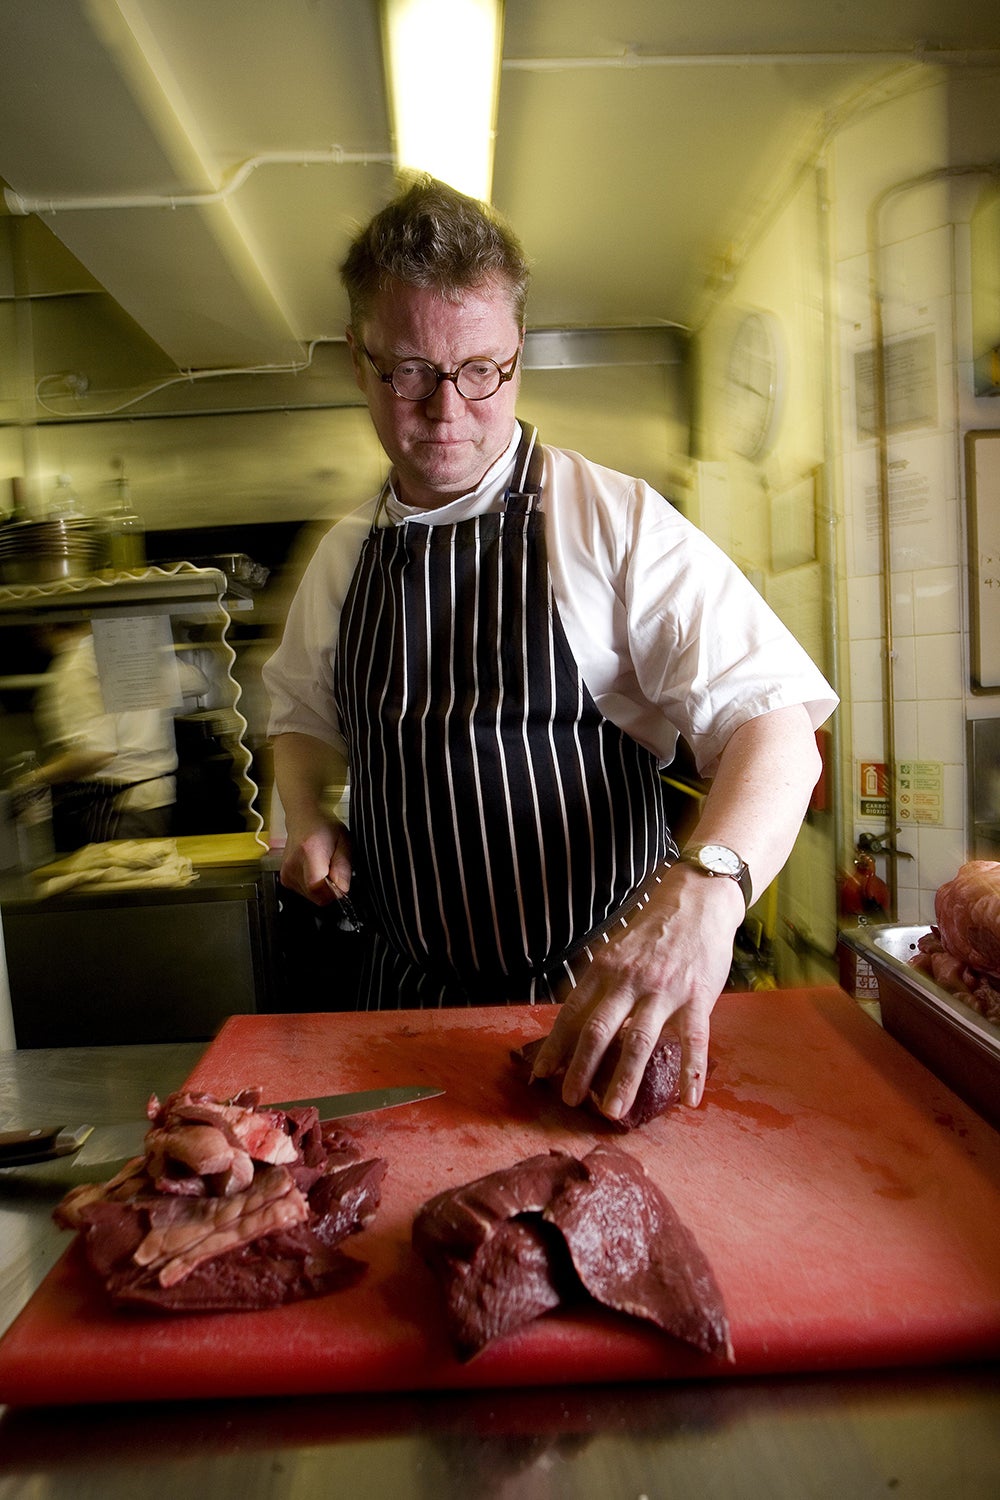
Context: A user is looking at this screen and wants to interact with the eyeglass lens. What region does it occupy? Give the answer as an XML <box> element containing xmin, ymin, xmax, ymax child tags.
<box><xmin>392</xmin><ymin>357</ymin><xmax>506</xmax><ymax>401</ymax></box>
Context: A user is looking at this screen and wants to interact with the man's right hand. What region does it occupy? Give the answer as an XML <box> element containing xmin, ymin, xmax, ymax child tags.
<box><xmin>279</xmin><ymin>815</ymin><xmax>353</xmax><ymax>906</ymax></box>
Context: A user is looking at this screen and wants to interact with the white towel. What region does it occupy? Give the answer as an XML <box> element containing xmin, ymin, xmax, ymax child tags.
<box><xmin>32</xmin><ymin>839</ymin><xmax>197</xmax><ymax>897</ymax></box>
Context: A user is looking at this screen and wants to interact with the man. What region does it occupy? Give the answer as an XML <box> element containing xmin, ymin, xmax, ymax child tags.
<box><xmin>30</xmin><ymin>621</ymin><xmax>181</xmax><ymax>849</ymax></box>
<box><xmin>264</xmin><ymin>175</ymin><xmax>837</xmax><ymax>1120</ymax></box>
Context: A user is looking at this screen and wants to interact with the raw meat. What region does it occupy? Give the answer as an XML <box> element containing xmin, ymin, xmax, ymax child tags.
<box><xmin>412</xmin><ymin>1151</ymin><xmax>586</xmax><ymax>1359</ymax></box>
<box><xmin>412</xmin><ymin>1144</ymin><xmax>732</xmax><ymax>1363</ymax></box>
<box><xmin>511</xmin><ymin>1029</ymin><xmax>682</xmax><ymax>1130</ymax></box>
<box><xmin>906</xmin><ymin>862</ymin><xmax>1000</xmax><ymax>1027</ymax></box>
<box><xmin>934</xmin><ymin>860</ymin><xmax>1000</xmax><ymax>977</ymax></box>
<box><xmin>53</xmin><ymin>1090</ymin><xmax>387</xmax><ymax>1313</ymax></box>
<box><xmin>911</xmin><ymin>931</ymin><xmax>1000</xmax><ymax>1026</ymax></box>
<box><xmin>545</xmin><ymin>1143</ymin><xmax>732</xmax><ymax>1359</ymax></box>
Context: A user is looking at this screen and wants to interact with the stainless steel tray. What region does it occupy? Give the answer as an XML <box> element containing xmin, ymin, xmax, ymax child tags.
<box><xmin>840</xmin><ymin>923</ymin><xmax>999</xmax><ymax>1128</ymax></box>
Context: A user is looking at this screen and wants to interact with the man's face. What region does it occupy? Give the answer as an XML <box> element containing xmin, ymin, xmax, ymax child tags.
<box><xmin>348</xmin><ymin>278</ymin><xmax>522</xmax><ymax>511</ymax></box>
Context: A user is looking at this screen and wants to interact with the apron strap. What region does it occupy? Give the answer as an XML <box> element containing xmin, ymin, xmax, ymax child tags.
<box><xmin>504</xmin><ymin>422</ymin><xmax>543</xmax><ymax>505</ymax></box>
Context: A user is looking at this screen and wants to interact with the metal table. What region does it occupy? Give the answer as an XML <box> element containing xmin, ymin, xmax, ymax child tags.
<box><xmin>0</xmin><ymin>1042</ymin><xmax>998</xmax><ymax>1499</ymax></box>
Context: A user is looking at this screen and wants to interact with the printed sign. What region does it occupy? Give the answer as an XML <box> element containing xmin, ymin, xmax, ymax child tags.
<box><xmin>897</xmin><ymin>760</ymin><xmax>944</xmax><ymax>825</ymax></box>
<box><xmin>859</xmin><ymin>761</ymin><xmax>889</xmax><ymax>819</ymax></box>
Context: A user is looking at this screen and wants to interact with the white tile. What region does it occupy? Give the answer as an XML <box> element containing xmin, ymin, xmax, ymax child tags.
<box><xmin>913</xmin><ymin>567</ymin><xmax>961</xmax><ymax>635</ymax></box>
<box><xmin>890</xmin><ymin>636</ymin><xmax>917</xmax><ymax>702</ymax></box>
<box><xmin>891</xmin><ymin>573</ymin><xmax>914</xmax><ymax>637</ymax></box>
<box><xmin>850</xmin><ymin>643</ymin><xmax>886</xmax><ymax>704</ymax></box>
<box><xmin>852</xmin><ymin>699</ymin><xmax>886</xmax><ymax>752</ymax></box>
<box><xmin>917</xmin><ymin>631</ymin><xmax>964</xmax><ymax>686</ymax></box>
<box><xmin>916</xmin><ymin>825</ymin><xmax>967</xmax><ymax>895</ymax></box>
<box><xmin>915</xmin><ymin>700</ymin><xmax>966</xmax><ymax>763</ymax></box>
<box><xmin>846</xmin><ymin>573</ymin><xmax>884</xmax><ymax>639</ymax></box>
<box><xmin>894</xmin><ymin>699</ymin><xmax>918</xmax><ymax>752</ymax></box>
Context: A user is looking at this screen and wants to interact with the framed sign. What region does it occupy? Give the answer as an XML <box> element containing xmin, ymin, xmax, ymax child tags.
<box><xmin>967</xmin><ymin>429</ymin><xmax>1000</xmax><ymax>692</ymax></box>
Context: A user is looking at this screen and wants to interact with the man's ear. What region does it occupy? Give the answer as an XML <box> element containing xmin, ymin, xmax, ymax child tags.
<box><xmin>345</xmin><ymin>326</ymin><xmax>366</xmax><ymax>392</ymax></box>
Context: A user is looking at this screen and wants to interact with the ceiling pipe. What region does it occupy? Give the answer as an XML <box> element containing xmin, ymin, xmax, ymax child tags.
<box><xmin>502</xmin><ymin>47</ymin><xmax>1000</xmax><ymax>72</ymax></box>
<box><xmin>3</xmin><ymin>147</ymin><xmax>395</xmax><ymax>217</ymax></box>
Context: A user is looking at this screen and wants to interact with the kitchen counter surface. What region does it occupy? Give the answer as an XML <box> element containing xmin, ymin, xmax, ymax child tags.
<box><xmin>0</xmin><ymin>1032</ymin><xmax>998</xmax><ymax>1498</ymax></box>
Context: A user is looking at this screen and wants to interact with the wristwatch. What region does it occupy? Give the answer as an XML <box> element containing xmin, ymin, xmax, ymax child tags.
<box><xmin>679</xmin><ymin>843</ymin><xmax>753</xmax><ymax>914</ymax></box>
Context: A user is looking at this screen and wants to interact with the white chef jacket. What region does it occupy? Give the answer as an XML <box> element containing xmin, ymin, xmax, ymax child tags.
<box><xmin>264</xmin><ymin>427</ymin><xmax>838</xmax><ymax>779</ymax></box>
<box><xmin>36</xmin><ymin>632</ymin><xmax>177</xmax><ymax>810</ymax></box>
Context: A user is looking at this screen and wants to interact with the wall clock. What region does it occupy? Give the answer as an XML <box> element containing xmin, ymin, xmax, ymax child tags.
<box><xmin>725</xmin><ymin>310</ymin><xmax>785</xmax><ymax>460</ymax></box>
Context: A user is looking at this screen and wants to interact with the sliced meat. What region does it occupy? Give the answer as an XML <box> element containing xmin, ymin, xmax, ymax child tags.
<box><xmin>309</xmin><ymin>1158</ymin><xmax>389</xmax><ymax>1247</ymax></box>
<box><xmin>912</xmin><ymin>925</ymin><xmax>1000</xmax><ymax>1025</ymax></box>
<box><xmin>132</xmin><ymin>1165</ymin><xmax>309</xmax><ymax>1287</ymax></box>
<box><xmin>547</xmin><ymin>1144</ymin><xmax>732</xmax><ymax>1360</ymax></box>
<box><xmin>511</xmin><ymin>1029</ymin><xmax>682</xmax><ymax>1131</ymax></box>
<box><xmin>54</xmin><ymin>1090</ymin><xmax>388</xmax><ymax>1314</ymax></box>
<box><xmin>412</xmin><ymin>1144</ymin><xmax>732</xmax><ymax>1363</ymax></box>
<box><xmin>412</xmin><ymin>1152</ymin><xmax>586</xmax><ymax>1359</ymax></box>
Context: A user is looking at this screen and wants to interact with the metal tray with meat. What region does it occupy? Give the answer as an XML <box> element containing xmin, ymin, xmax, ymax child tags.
<box><xmin>840</xmin><ymin>923</ymin><xmax>1000</xmax><ymax>1130</ymax></box>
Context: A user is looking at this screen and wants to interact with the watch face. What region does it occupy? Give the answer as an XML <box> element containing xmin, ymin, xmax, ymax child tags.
<box><xmin>699</xmin><ymin>843</ymin><xmax>743</xmax><ymax>877</ymax></box>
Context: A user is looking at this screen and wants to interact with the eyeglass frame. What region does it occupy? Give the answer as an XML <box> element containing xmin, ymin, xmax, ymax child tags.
<box><xmin>362</xmin><ymin>344</ymin><xmax>521</xmax><ymax>402</ymax></box>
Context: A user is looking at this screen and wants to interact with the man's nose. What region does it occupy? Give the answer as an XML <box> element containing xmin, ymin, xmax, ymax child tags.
<box><xmin>424</xmin><ymin>372</ymin><xmax>466</xmax><ymax>416</ymax></box>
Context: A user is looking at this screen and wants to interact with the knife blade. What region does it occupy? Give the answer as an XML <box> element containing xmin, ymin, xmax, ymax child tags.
<box><xmin>0</xmin><ymin>1084</ymin><xmax>444</xmax><ymax>1169</ymax></box>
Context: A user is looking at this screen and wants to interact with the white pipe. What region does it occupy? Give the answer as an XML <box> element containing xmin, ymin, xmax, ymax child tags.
<box><xmin>502</xmin><ymin>48</ymin><xmax>1000</xmax><ymax>72</ymax></box>
<box><xmin>3</xmin><ymin>147</ymin><xmax>395</xmax><ymax>216</ymax></box>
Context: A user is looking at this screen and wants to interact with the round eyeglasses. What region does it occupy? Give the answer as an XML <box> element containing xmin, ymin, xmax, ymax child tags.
<box><xmin>363</xmin><ymin>346</ymin><xmax>520</xmax><ymax>401</ymax></box>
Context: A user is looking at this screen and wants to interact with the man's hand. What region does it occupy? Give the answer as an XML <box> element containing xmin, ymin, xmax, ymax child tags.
<box><xmin>530</xmin><ymin>862</ymin><xmax>742</xmax><ymax>1115</ymax></box>
<box><xmin>272</xmin><ymin>731</ymin><xmax>352</xmax><ymax>906</ymax></box>
<box><xmin>279</xmin><ymin>813</ymin><xmax>353</xmax><ymax>906</ymax></box>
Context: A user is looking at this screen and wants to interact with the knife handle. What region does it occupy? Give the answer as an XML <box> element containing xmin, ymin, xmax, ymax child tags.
<box><xmin>0</xmin><ymin>1125</ymin><xmax>89</xmax><ymax>1167</ymax></box>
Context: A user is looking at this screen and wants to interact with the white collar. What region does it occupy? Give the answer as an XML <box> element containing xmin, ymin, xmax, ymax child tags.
<box><xmin>383</xmin><ymin>425</ymin><xmax>521</xmax><ymax>526</ymax></box>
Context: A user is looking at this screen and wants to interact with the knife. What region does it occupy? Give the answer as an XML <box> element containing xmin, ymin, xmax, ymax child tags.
<box><xmin>0</xmin><ymin>1085</ymin><xmax>444</xmax><ymax>1169</ymax></box>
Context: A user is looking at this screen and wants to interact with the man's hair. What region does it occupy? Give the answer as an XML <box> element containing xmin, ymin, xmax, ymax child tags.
<box><xmin>340</xmin><ymin>174</ymin><xmax>531</xmax><ymax>330</ymax></box>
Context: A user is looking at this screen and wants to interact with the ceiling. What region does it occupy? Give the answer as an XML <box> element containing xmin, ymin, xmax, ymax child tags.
<box><xmin>1</xmin><ymin>0</ymin><xmax>1000</xmax><ymax>389</ymax></box>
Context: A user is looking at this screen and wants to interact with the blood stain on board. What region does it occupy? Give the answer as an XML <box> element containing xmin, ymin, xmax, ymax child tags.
<box><xmin>706</xmin><ymin>1084</ymin><xmax>795</xmax><ymax>1131</ymax></box>
<box><xmin>853</xmin><ymin>1153</ymin><xmax>917</xmax><ymax>1200</ymax></box>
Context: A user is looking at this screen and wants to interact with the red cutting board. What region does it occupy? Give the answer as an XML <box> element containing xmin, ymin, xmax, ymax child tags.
<box><xmin>2</xmin><ymin>987</ymin><xmax>1000</xmax><ymax>1406</ymax></box>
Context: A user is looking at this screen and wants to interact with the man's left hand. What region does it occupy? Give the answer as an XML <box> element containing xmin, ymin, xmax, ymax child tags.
<box><xmin>530</xmin><ymin>860</ymin><xmax>744</xmax><ymax>1114</ymax></box>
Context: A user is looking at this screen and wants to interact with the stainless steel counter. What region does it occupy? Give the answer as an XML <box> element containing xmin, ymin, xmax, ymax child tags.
<box><xmin>0</xmin><ymin>1042</ymin><xmax>998</xmax><ymax>1499</ymax></box>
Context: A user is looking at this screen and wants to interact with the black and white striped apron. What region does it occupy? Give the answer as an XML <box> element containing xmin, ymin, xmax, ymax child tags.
<box><xmin>332</xmin><ymin>422</ymin><xmax>676</xmax><ymax>1006</ymax></box>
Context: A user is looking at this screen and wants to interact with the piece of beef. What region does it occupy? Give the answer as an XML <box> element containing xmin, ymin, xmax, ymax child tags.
<box><xmin>102</xmin><ymin>1157</ymin><xmax>389</xmax><ymax>1311</ymax></box>
<box><xmin>132</xmin><ymin>1165</ymin><xmax>309</xmax><ymax>1287</ymax></box>
<box><xmin>54</xmin><ymin>1090</ymin><xmax>387</xmax><ymax>1314</ymax></box>
<box><xmin>108</xmin><ymin>1227</ymin><xmax>368</xmax><ymax>1312</ymax></box>
<box><xmin>546</xmin><ymin>1144</ymin><xmax>732</xmax><ymax>1360</ymax></box>
<box><xmin>911</xmin><ymin>926</ymin><xmax>1000</xmax><ymax>1025</ymax></box>
<box><xmin>412</xmin><ymin>1151</ymin><xmax>587</xmax><ymax>1358</ymax></box>
<box><xmin>412</xmin><ymin>1144</ymin><xmax>732</xmax><ymax>1363</ymax></box>
<box><xmin>511</xmin><ymin>1029</ymin><xmax>682</xmax><ymax>1131</ymax></box>
<box><xmin>934</xmin><ymin>860</ymin><xmax>1000</xmax><ymax>978</ymax></box>
<box><xmin>309</xmin><ymin>1157</ymin><xmax>388</xmax><ymax>1247</ymax></box>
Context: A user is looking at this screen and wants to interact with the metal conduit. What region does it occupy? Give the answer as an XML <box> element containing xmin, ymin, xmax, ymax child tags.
<box><xmin>865</xmin><ymin>161</ymin><xmax>1000</xmax><ymax>918</ymax></box>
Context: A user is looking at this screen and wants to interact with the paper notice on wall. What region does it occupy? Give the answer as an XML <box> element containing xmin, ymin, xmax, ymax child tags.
<box><xmin>854</xmin><ymin>331</ymin><xmax>939</xmax><ymax>441</ymax></box>
<box><xmin>850</xmin><ymin>432</ymin><xmax>955</xmax><ymax>575</ymax></box>
<box><xmin>896</xmin><ymin>759</ymin><xmax>944</xmax><ymax>826</ymax></box>
<box><xmin>91</xmin><ymin>614</ymin><xmax>185</xmax><ymax>712</ymax></box>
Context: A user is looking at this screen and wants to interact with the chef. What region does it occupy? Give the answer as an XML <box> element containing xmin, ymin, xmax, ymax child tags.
<box><xmin>263</xmin><ymin>174</ymin><xmax>838</xmax><ymax>1121</ymax></box>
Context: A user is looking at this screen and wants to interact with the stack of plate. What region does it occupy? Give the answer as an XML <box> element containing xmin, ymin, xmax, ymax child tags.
<box><xmin>0</xmin><ymin>516</ymin><xmax>107</xmax><ymax>585</ymax></box>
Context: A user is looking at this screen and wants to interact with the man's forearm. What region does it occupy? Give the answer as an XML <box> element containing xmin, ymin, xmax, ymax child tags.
<box><xmin>34</xmin><ymin>746</ymin><xmax>113</xmax><ymax>786</ymax></box>
<box><xmin>683</xmin><ymin>703</ymin><xmax>821</xmax><ymax>904</ymax></box>
<box><xmin>272</xmin><ymin>731</ymin><xmax>348</xmax><ymax>829</ymax></box>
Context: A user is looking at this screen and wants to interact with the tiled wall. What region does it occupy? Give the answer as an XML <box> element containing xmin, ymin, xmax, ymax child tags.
<box><xmin>832</xmin><ymin>74</ymin><xmax>1000</xmax><ymax>924</ymax></box>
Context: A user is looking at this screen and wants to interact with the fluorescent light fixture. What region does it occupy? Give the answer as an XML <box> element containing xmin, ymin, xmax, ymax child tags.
<box><xmin>381</xmin><ymin>0</ymin><xmax>504</xmax><ymax>201</ymax></box>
